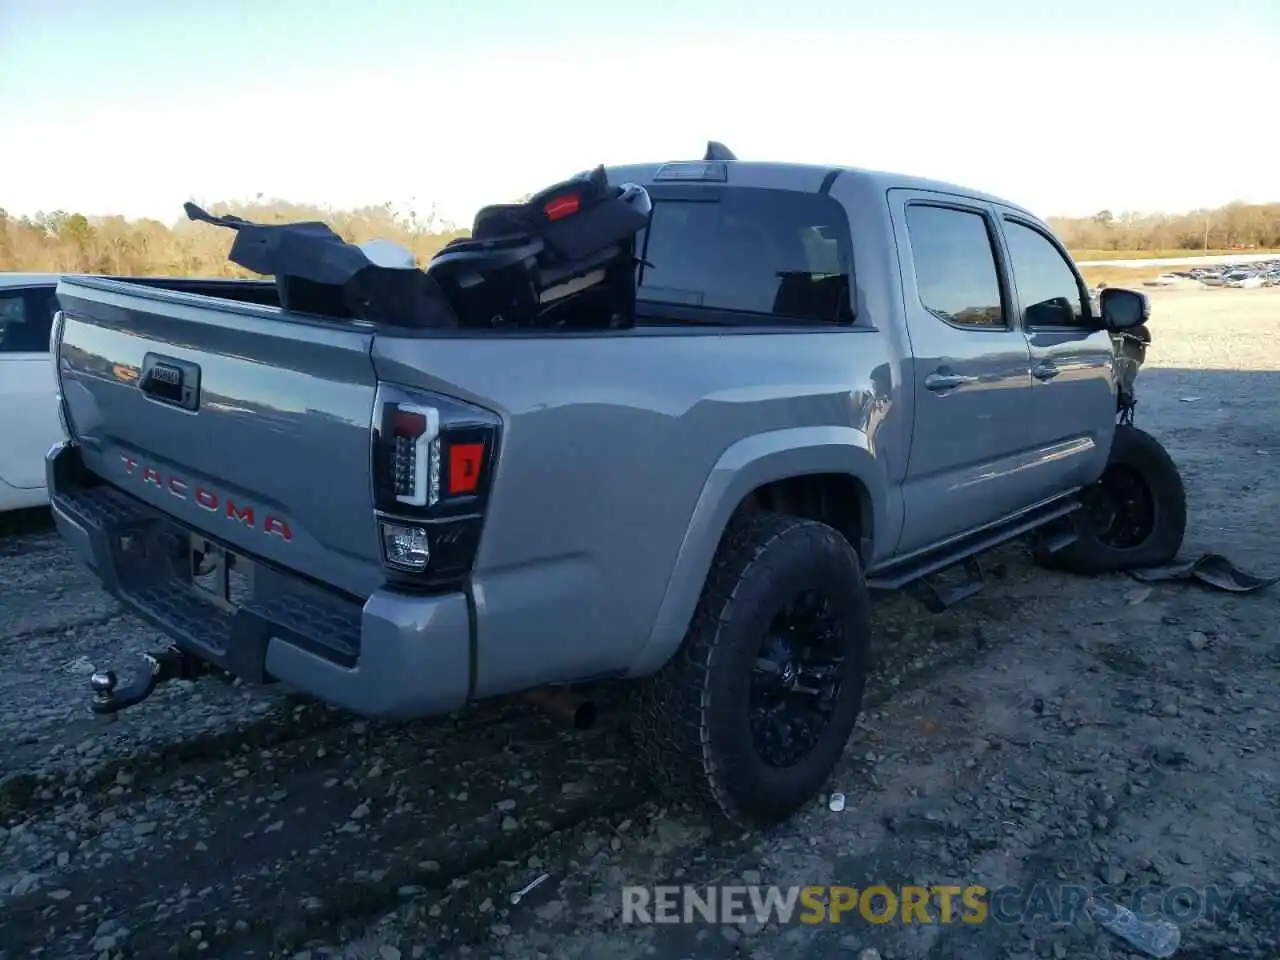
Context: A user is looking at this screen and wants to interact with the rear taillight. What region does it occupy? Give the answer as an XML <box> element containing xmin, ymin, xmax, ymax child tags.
<box><xmin>387</xmin><ymin>403</ymin><xmax>440</xmax><ymax>507</ymax></box>
<box><xmin>371</xmin><ymin>384</ymin><xmax>501</xmax><ymax>589</ymax></box>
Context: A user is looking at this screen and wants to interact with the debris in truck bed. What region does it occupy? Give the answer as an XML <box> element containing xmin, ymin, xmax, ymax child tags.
<box><xmin>185</xmin><ymin>200</ymin><xmax>460</xmax><ymax>326</ymax></box>
<box><xmin>182</xmin><ymin>165</ymin><xmax>652</xmax><ymax>331</ymax></box>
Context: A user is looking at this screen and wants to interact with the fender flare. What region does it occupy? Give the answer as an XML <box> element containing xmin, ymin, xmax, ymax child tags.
<box><xmin>626</xmin><ymin>425</ymin><xmax>892</xmax><ymax>676</ymax></box>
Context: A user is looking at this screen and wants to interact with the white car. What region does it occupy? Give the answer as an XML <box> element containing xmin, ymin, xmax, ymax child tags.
<box><xmin>0</xmin><ymin>273</ymin><xmax>64</xmax><ymax>512</ymax></box>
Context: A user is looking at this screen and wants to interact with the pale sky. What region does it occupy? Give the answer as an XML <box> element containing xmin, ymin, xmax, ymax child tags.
<box><xmin>2</xmin><ymin>0</ymin><xmax>1276</xmax><ymax>229</ymax></box>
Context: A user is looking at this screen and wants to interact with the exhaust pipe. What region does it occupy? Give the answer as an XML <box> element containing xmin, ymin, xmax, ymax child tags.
<box><xmin>523</xmin><ymin>685</ymin><xmax>598</xmax><ymax>730</ymax></box>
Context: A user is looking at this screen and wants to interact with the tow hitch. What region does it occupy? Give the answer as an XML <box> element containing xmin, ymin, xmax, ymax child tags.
<box><xmin>89</xmin><ymin>646</ymin><xmax>211</xmax><ymax>720</ymax></box>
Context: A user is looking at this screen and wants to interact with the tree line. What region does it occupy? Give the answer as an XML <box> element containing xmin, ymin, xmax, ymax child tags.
<box><xmin>0</xmin><ymin>200</ymin><xmax>469</xmax><ymax>277</ymax></box>
<box><xmin>1047</xmin><ymin>201</ymin><xmax>1280</xmax><ymax>255</ymax></box>
<box><xmin>2</xmin><ymin>197</ymin><xmax>1278</xmax><ymax>276</ymax></box>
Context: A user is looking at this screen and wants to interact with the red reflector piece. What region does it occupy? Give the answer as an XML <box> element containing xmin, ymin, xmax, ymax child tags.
<box><xmin>544</xmin><ymin>194</ymin><xmax>580</xmax><ymax>221</ymax></box>
<box><xmin>447</xmin><ymin>442</ymin><xmax>485</xmax><ymax>495</ymax></box>
<box><xmin>392</xmin><ymin>409</ymin><xmax>427</xmax><ymax>438</ymax></box>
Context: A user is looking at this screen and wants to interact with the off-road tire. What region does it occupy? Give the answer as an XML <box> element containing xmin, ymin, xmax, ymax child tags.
<box><xmin>1035</xmin><ymin>424</ymin><xmax>1186</xmax><ymax>575</ymax></box>
<box><xmin>630</xmin><ymin>515</ymin><xmax>871</xmax><ymax>827</ymax></box>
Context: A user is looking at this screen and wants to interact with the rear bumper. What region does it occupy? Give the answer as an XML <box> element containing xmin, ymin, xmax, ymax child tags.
<box><xmin>46</xmin><ymin>441</ymin><xmax>471</xmax><ymax>721</ymax></box>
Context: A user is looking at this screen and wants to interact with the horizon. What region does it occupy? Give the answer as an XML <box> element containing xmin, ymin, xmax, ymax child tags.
<box><xmin>9</xmin><ymin>193</ymin><xmax>1280</xmax><ymax>238</ymax></box>
<box><xmin>2</xmin><ymin>0</ymin><xmax>1276</xmax><ymax>226</ymax></box>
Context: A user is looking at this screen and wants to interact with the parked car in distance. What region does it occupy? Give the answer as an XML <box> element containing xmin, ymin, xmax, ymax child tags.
<box><xmin>0</xmin><ymin>273</ymin><xmax>63</xmax><ymax>513</ymax></box>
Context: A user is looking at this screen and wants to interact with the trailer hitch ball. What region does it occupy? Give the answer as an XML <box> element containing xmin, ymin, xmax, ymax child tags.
<box><xmin>90</xmin><ymin>670</ymin><xmax>121</xmax><ymax>723</ymax></box>
<box><xmin>90</xmin><ymin>670</ymin><xmax>118</xmax><ymax>694</ymax></box>
<box><xmin>87</xmin><ymin>647</ymin><xmax>208</xmax><ymax>719</ymax></box>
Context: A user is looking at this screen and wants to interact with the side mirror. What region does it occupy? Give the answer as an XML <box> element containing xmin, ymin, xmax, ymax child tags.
<box><xmin>1099</xmin><ymin>287</ymin><xmax>1150</xmax><ymax>331</ymax></box>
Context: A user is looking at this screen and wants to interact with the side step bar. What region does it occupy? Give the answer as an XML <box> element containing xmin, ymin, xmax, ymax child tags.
<box><xmin>909</xmin><ymin>556</ymin><xmax>986</xmax><ymax>614</ymax></box>
<box><xmin>866</xmin><ymin>497</ymin><xmax>1082</xmax><ymax>609</ymax></box>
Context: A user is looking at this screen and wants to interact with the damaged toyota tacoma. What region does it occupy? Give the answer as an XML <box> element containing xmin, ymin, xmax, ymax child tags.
<box><xmin>46</xmin><ymin>144</ymin><xmax>1185</xmax><ymax>827</ymax></box>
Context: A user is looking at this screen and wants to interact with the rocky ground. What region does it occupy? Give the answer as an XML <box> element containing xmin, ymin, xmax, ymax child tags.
<box><xmin>1</xmin><ymin>287</ymin><xmax>1277</xmax><ymax>960</ymax></box>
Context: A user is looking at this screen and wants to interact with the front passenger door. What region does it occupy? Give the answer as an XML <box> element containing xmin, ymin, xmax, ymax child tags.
<box><xmin>997</xmin><ymin>215</ymin><xmax>1116</xmax><ymax>501</ymax></box>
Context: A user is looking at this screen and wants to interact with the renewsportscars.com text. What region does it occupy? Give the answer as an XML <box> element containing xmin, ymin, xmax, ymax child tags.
<box><xmin>621</xmin><ymin>883</ymin><xmax>1247</xmax><ymax>926</ymax></box>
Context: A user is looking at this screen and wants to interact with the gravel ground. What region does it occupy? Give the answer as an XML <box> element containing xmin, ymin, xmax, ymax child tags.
<box><xmin>1</xmin><ymin>286</ymin><xmax>1277</xmax><ymax>960</ymax></box>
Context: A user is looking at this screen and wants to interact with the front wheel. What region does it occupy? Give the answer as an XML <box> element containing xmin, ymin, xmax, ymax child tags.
<box><xmin>1036</xmin><ymin>424</ymin><xmax>1187</xmax><ymax>575</ymax></box>
<box><xmin>629</xmin><ymin>515</ymin><xmax>871</xmax><ymax>827</ymax></box>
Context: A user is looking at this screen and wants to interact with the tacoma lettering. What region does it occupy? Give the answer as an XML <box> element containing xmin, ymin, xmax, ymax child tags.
<box><xmin>119</xmin><ymin>455</ymin><xmax>293</xmax><ymax>542</ymax></box>
<box><xmin>226</xmin><ymin>501</ymin><xmax>255</xmax><ymax>527</ymax></box>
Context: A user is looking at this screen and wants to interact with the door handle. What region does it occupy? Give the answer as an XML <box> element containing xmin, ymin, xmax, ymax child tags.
<box><xmin>924</xmin><ymin>371</ymin><xmax>972</xmax><ymax>392</ymax></box>
<box><xmin>139</xmin><ymin>352</ymin><xmax>201</xmax><ymax>411</ymax></box>
<box><xmin>1032</xmin><ymin>361</ymin><xmax>1059</xmax><ymax>381</ymax></box>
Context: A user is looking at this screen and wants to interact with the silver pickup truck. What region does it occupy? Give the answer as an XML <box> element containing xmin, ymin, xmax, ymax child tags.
<box><xmin>46</xmin><ymin>145</ymin><xmax>1185</xmax><ymax>827</ymax></box>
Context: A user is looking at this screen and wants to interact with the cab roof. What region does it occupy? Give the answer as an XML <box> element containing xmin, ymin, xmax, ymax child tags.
<box><xmin>602</xmin><ymin>156</ymin><xmax>1040</xmax><ymax>221</ymax></box>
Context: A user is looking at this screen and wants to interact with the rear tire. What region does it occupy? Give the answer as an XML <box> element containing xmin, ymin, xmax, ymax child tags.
<box><xmin>1035</xmin><ymin>424</ymin><xmax>1186</xmax><ymax>575</ymax></box>
<box><xmin>630</xmin><ymin>515</ymin><xmax>871</xmax><ymax>827</ymax></box>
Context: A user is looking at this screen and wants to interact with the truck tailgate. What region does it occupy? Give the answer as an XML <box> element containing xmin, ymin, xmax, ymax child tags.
<box><xmin>54</xmin><ymin>277</ymin><xmax>383</xmax><ymax>598</ymax></box>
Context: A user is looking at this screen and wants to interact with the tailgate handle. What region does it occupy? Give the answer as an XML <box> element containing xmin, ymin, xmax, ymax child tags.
<box><xmin>140</xmin><ymin>353</ymin><xmax>201</xmax><ymax>412</ymax></box>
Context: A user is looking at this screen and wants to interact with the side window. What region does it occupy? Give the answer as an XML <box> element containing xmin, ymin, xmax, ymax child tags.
<box><xmin>1002</xmin><ymin>219</ymin><xmax>1088</xmax><ymax>327</ymax></box>
<box><xmin>904</xmin><ymin>205</ymin><xmax>1006</xmax><ymax>329</ymax></box>
<box><xmin>637</xmin><ymin>188</ymin><xmax>853</xmax><ymax>324</ymax></box>
<box><xmin>0</xmin><ymin>289</ymin><xmax>56</xmax><ymax>354</ymax></box>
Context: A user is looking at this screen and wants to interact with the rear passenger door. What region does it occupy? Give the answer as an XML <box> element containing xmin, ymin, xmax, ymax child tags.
<box><xmin>995</xmin><ymin>212</ymin><xmax>1116</xmax><ymax>499</ymax></box>
<box><xmin>889</xmin><ymin>191</ymin><xmax>1036</xmax><ymax>556</ymax></box>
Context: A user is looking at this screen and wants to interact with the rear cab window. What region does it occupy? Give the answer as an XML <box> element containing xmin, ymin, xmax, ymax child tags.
<box><xmin>634</xmin><ymin>187</ymin><xmax>854</xmax><ymax>326</ymax></box>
